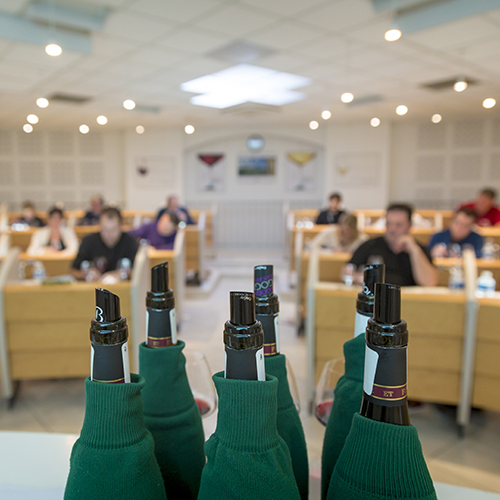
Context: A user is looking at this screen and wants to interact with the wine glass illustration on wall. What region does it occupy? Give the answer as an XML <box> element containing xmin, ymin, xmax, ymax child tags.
<box><xmin>287</xmin><ymin>152</ymin><xmax>316</xmax><ymax>191</ymax></box>
<box><xmin>198</xmin><ymin>154</ymin><xmax>224</xmax><ymax>191</ymax></box>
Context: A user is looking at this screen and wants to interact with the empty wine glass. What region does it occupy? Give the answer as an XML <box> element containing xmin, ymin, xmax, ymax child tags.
<box><xmin>184</xmin><ymin>349</ymin><xmax>217</xmax><ymax>418</ymax></box>
<box><xmin>315</xmin><ymin>357</ymin><xmax>345</xmax><ymax>426</ymax></box>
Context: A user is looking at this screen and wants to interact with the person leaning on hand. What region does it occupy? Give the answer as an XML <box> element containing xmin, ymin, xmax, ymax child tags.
<box><xmin>349</xmin><ymin>203</ymin><xmax>438</xmax><ymax>287</ymax></box>
<box><xmin>71</xmin><ymin>206</ymin><xmax>138</xmax><ymax>282</ymax></box>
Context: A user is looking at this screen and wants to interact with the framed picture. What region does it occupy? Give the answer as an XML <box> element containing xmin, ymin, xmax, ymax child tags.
<box><xmin>238</xmin><ymin>156</ymin><xmax>276</xmax><ymax>176</ymax></box>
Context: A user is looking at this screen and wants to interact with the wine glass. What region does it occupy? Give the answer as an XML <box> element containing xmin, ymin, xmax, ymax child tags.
<box><xmin>286</xmin><ymin>358</ymin><xmax>301</xmax><ymax>413</ymax></box>
<box><xmin>184</xmin><ymin>349</ymin><xmax>217</xmax><ymax>418</ymax></box>
<box><xmin>315</xmin><ymin>357</ymin><xmax>345</xmax><ymax>426</ymax></box>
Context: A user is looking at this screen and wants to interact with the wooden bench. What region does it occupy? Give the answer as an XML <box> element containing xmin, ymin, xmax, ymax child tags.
<box><xmin>0</xmin><ymin>245</ymin><xmax>150</xmax><ymax>399</ymax></box>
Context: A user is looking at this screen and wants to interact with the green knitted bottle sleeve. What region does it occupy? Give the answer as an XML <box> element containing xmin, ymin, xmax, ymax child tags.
<box><xmin>327</xmin><ymin>413</ymin><xmax>438</xmax><ymax>500</ymax></box>
<box><xmin>198</xmin><ymin>372</ymin><xmax>301</xmax><ymax>500</ymax></box>
<box><xmin>321</xmin><ymin>334</ymin><xmax>364</xmax><ymax>499</ymax></box>
<box><xmin>265</xmin><ymin>354</ymin><xmax>309</xmax><ymax>500</ymax></box>
<box><xmin>64</xmin><ymin>374</ymin><xmax>167</xmax><ymax>500</ymax></box>
<box><xmin>139</xmin><ymin>341</ymin><xmax>205</xmax><ymax>500</ymax></box>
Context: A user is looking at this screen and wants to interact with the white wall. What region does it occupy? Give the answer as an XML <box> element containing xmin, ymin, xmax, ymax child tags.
<box><xmin>390</xmin><ymin>118</ymin><xmax>500</xmax><ymax>209</ymax></box>
<box><xmin>324</xmin><ymin>122</ymin><xmax>392</xmax><ymax>211</ymax></box>
<box><xmin>0</xmin><ymin>130</ymin><xmax>123</xmax><ymax>211</ymax></box>
<box><xmin>123</xmin><ymin>128</ymin><xmax>184</xmax><ymax>211</ymax></box>
<box><xmin>183</xmin><ymin>125</ymin><xmax>326</xmax><ymax>206</ymax></box>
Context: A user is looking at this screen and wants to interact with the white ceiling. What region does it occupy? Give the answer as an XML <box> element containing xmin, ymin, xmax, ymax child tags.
<box><xmin>0</xmin><ymin>0</ymin><xmax>499</xmax><ymax>130</ymax></box>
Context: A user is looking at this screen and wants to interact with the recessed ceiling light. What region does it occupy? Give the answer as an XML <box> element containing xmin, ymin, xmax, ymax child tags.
<box><xmin>185</xmin><ymin>124</ymin><xmax>195</xmax><ymax>134</ymax></box>
<box><xmin>36</xmin><ymin>98</ymin><xmax>49</xmax><ymax>108</ymax></box>
<box><xmin>370</xmin><ymin>117</ymin><xmax>380</xmax><ymax>127</ymax></box>
<box><xmin>27</xmin><ymin>114</ymin><xmax>39</xmax><ymax>124</ymax></box>
<box><xmin>453</xmin><ymin>79</ymin><xmax>468</xmax><ymax>92</ymax></box>
<box><xmin>136</xmin><ymin>125</ymin><xmax>145</xmax><ymax>134</ymax></box>
<box><xmin>180</xmin><ymin>63</ymin><xmax>311</xmax><ymax>109</ymax></box>
<box><xmin>79</xmin><ymin>124</ymin><xmax>89</xmax><ymax>134</ymax></box>
<box><xmin>340</xmin><ymin>92</ymin><xmax>354</xmax><ymax>103</ymax></box>
<box><xmin>23</xmin><ymin>124</ymin><xmax>33</xmax><ymax>133</ymax></box>
<box><xmin>384</xmin><ymin>28</ymin><xmax>402</xmax><ymax>42</ymax></box>
<box><xmin>396</xmin><ymin>105</ymin><xmax>408</xmax><ymax>116</ymax></box>
<box><xmin>432</xmin><ymin>114</ymin><xmax>442</xmax><ymax>123</ymax></box>
<box><xmin>321</xmin><ymin>110</ymin><xmax>331</xmax><ymax>120</ymax></box>
<box><xmin>96</xmin><ymin>115</ymin><xmax>108</xmax><ymax>125</ymax></box>
<box><xmin>123</xmin><ymin>99</ymin><xmax>136</xmax><ymax>110</ymax></box>
<box><xmin>309</xmin><ymin>120</ymin><xmax>319</xmax><ymax>130</ymax></box>
<box><xmin>45</xmin><ymin>43</ymin><xmax>62</xmax><ymax>57</ymax></box>
<box><xmin>483</xmin><ymin>98</ymin><xmax>496</xmax><ymax>109</ymax></box>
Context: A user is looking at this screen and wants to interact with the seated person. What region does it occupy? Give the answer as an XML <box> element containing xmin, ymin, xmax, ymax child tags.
<box><xmin>157</xmin><ymin>195</ymin><xmax>194</xmax><ymax>225</ymax></box>
<box><xmin>71</xmin><ymin>207</ymin><xmax>138</xmax><ymax>282</ymax></box>
<box><xmin>129</xmin><ymin>210</ymin><xmax>179</xmax><ymax>250</ymax></box>
<box><xmin>27</xmin><ymin>206</ymin><xmax>79</xmax><ymax>255</ymax></box>
<box><xmin>429</xmin><ymin>208</ymin><xmax>483</xmax><ymax>259</ymax></box>
<box><xmin>349</xmin><ymin>203</ymin><xmax>438</xmax><ymax>287</ymax></box>
<box><xmin>316</xmin><ymin>192</ymin><xmax>345</xmax><ymax>225</ymax></box>
<box><xmin>460</xmin><ymin>188</ymin><xmax>500</xmax><ymax>227</ymax></box>
<box><xmin>16</xmin><ymin>201</ymin><xmax>44</xmax><ymax>227</ymax></box>
<box><xmin>323</xmin><ymin>214</ymin><xmax>368</xmax><ymax>253</ymax></box>
<box><xmin>79</xmin><ymin>195</ymin><xmax>104</xmax><ymax>226</ymax></box>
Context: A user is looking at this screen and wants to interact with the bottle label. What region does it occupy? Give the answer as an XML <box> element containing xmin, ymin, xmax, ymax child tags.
<box><xmin>363</xmin><ymin>344</ymin><xmax>407</xmax><ymax>406</ymax></box>
<box><xmin>354</xmin><ymin>311</ymin><xmax>370</xmax><ymax>338</ymax></box>
<box><xmin>91</xmin><ymin>341</ymin><xmax>130</xmax><ymax>383</ymax></box>
<box><xmin>146</xmin><ymin>308</ymin><xmax>177</xmax><ymax>347</ymax></box>
<box><xmin>224</xmin><ymin>346</ymin><xmax>266</xmax><ymax>381</ymax></box>
<box><xmin>258</xmin><ymin>313</ymin><xmax>280</xmax><ymax>356</ymax></box>
<box><xmin>256</xmin><ymin>347</ymin><xmax>265</xmax><ymax>381</ymax></box>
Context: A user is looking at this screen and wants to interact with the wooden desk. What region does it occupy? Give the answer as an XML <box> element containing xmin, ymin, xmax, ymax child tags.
<box><xmin>474</xmin><ymin>295</ymin><xmax>500</xmax><ymax>412</ymax></box>
<box><xmin>478</xmin><ymin>227</ymin><xmax>500</xmax><ymax>248</ymax></box>
<box><xmin>434</xmin><ymin>257</ymin><xmax>500</xmax><ymax>290</ymax></box>
<box><xmin>3</xmin><ymin>282</ymin><xmax>132</xmax><ymax>380</ymax></box>
<box><xmin>290</xmin><ymin>226</ymin><xmax>328</xmax><ymax>271</ymax></box>
<box><xmin>314</xmin><ymin>284</ymin><xmax>466</xmax><ymax>406</ymax></box>
<box><xmin>19</xmin><ymin>252</ymin><xmax>76</xmax><ymax>278</ymax></box>
<box><xmin>191</xmin><ymin>210</ymin><xmax>213</xmax><ymax>248</ymax></box>
<box><xmin>8</xmin><ymin>229</ymin><xmax>35</xmax><ymax>252</ymax></box>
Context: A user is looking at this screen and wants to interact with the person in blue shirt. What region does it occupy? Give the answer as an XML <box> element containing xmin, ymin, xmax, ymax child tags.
<box><xmin>429</xmin><ymin>207</ymin><xmax>483</xmax><ymax>258</ymax></box>
<box><xmin>157</xmin><ymin>195</ymin><xmax>194</xmax><ymax>225</ymax></box>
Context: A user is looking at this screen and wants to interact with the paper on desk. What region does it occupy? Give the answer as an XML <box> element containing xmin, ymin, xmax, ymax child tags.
<box><xmin>0</xmin><ymin>485</ymin><xmax>64</xmax><ymax>500</ymax></box>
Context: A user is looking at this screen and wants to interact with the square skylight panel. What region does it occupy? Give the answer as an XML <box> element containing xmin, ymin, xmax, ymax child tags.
<box><xmin>180</xmin><ymin>63</ymin><xmax>311</xmax><ymax>108</ymax></box>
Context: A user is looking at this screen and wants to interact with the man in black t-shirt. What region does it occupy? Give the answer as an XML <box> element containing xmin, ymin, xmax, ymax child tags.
<box><xmin>316</xmin><ymin>192</ymin><xmax>345</xmax><ymax>225</ymax></box>
<box><xmin>71</xmin><ymin>207</ymin><xmax>138</xmax><ymax>281</ymax></box>
<box><xmin>349</xmin><ymin>204</ymin><xmax>438</xmax><ymax>287</ymax></box>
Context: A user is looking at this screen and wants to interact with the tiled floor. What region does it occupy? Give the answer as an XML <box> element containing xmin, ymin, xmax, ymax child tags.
<box><xmin>1</xmin><ymin>253</ymin><xmax>500</xmax><ymax>497</ymax></box>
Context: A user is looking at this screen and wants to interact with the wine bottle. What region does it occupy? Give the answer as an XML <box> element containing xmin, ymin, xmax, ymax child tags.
<box><xmin>224</xmin><ymin>291</ymin><xmax>265</xmax><ymax>381</ymax></box>
<box><xmin>321</xmin><ymin>264</ymin><xmax>385</xmax><ymax>499</ymax></box>
<box><xmin>256</xmin><ymin>264</ymin><xmax>309</xmax><ymax>499</ymax></box>
<box><xmin>360</xmin><ymin>282</ymin><xmax>410</xmax><ymax>425</ymax></box>
<box><xmin>139</xmin><ymin>264</ymin><xmax>205</xmax><ymax>500</ymax></box>
<box><xmin>326</xmin><ymin>282</ymin><xmax>436</xmax><ymax>500</ymax></box>
<box><xmin>146</xmin><ymin>262</ymin><xmax>177</xmax><ymax>348</ymax></box>
<box><xmin>354</xmin><ymin>263</ymin><xmax>385</xmax><ymax>337</ymax></box>
<box><xmin>254</xmin><ymin>264</ymin><xmax>280</xmax><ymax>356</ymax></box>
<box><xmin>90</xmin><ymin>288</ymin><xmax>130</xmax><ymax>384</ymax></box>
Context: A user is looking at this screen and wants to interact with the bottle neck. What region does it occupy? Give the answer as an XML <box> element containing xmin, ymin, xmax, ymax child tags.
<box><xmin>224</xmin><ymin>343</ymin><xmax>265</xmax><ymax>381</ymax></box>
<box><xmin>146</xmin><ymin>306</ymin><xmax>177</xmax><ymax>348</ymax></box>
<box><xmin>91</xmin><ymin>339</ymin><xmax>130</xmax><ymax>384</ymax></box>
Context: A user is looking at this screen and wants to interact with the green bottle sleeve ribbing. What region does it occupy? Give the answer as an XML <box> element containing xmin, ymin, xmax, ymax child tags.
<box><xmin>321</xmin><ymin>333</ymin><xmax>364</xmax><ymax>500</ymax></box>
<box><xmin>64</xmin><ymin>374</ymin><xmax>167</xmax><ymax>500</ymax></box>
<box><xmin>327</xmin><ymin>413</ymin><xmax>438</xmax><ymax>500</ymax></box>
<box><xmin>139</xmin><ymin>341</ymin><xmax>205</xmax><ymax>500</ymax></box>
<box><xmin>265</xmin><ymin>354</ymin><xmax>309</xmax><ymax>499</ymax></box>
<box><xmin>198</xmin><ymin>372</ymin><xmax>301</xmax><ymax>500</ymax></box>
